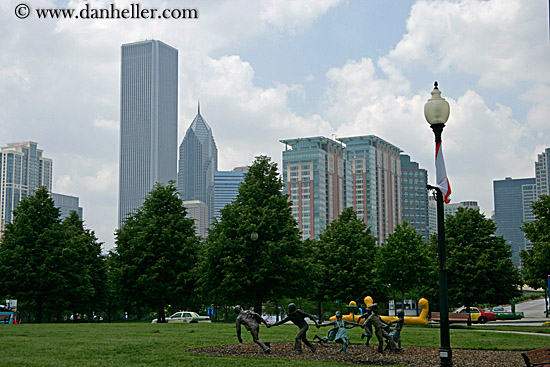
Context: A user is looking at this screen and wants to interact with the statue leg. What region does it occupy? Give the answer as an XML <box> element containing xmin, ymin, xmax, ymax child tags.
<box><xmin>251</xmin><ymin>327</ymin><xmax>271</xmax><ymax>353</ymax></box>
<box><xmin>294</xmin><ymin>330</ymin><xmax>303</xmax><ymax>354</ymax></box>
<box><xmin>298</xmin><ymin>324</ymin><xmax>316</xmax><ymax>353</ymax></box>
<box><xmin>375</xmin><ymin>329</ymin><xmax>384</xmax><ymax>353</ymax></box>
<box><xmin>383</xmin><ymin>330</ymin><xmax>396</xmax><ymax>352</ymax></box>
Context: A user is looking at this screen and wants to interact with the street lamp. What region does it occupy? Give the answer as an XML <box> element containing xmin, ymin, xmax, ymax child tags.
<box><xmin>424</xmin><ymin>81</ymin><xmax>452</xmax><ymax>367</ymax></box>
<box><xmin>250</xmin><ymin>231</ymin><xmax>259</xmax><ymax>314</ymax></box>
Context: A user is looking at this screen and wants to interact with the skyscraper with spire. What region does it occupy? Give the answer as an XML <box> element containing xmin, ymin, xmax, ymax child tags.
<box><xmin>178</xmin><ymin>103</ymin><xmax>218</xmax><ymax>225</ymax></box>
<box><xmin>118</xmin><ymin>40</ymin><xmax>178</xmax><ymax>227</ymax></box>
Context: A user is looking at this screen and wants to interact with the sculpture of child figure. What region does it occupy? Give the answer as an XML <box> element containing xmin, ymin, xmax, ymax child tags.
<box><xmin>316</xmin><ymin>311</ymin><xmax>362</xmax><ymax>355</ymax></box>
<box><xmin>386</xmin><ymin>309</ymin><xmax>405</xmax><ymax>351</ymax></box>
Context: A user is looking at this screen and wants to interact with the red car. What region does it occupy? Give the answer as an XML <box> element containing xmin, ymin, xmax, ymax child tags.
<box><xmin>453</xmin><ymin>307</ymin><xmax>497</xmax><ymax>324</ymax></box>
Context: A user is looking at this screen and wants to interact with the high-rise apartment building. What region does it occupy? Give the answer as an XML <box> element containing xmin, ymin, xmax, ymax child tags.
<box><xmin>493</xmin><ymin>177</ymin><xmax>536</xmax><ymax>267</ymax></box>
<box><xmin>178</xmin><ymin>105</ymin><xmax>218</xmax><ymax>225</ymax></box>
<box><xmin>214</xmin><ymin>168</ymin><xmax>247</xmax><ymax>220</ymax></box>
<box><xmin>280</xmin><ymin>137</ymin><xmax>348</xmax><ymax>240</ymax></box>
<box><xmin>118</xmin><ymin>40</ymin><xmax>178</xmax><ymax>227</ymax></box>
<box><xmin>280</xmin><ymin>135</ymin><xmax>402</xmax><ymax>244</ymax></box>
<box><xmin>400</xmin><ymin>154</ymin><xmax>429</xmax><ymax>241</ymax></box>
<box><xmin>535</xmin><ymin>147</ymin><xmax>550</xmax><ymax>197</ymax></box>
<box><xmin>0</xmin><ymin>142</ymin><xmax>52</xmax><ymax>232</ymax></box>
<box><xmin>338</xmin><ymin>136</ymin><xmax>402</xmax><ymax>244</ymax></box>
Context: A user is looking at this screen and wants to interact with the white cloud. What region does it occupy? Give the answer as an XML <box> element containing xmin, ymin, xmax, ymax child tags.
<box><xmin>260</xmin><ymin>0</ymin><xmax>344</xmax><ymax>34</ymax></box>
<box><xmin>384</xmin><ymin>0</ymin><xmax>550</xmax><ymax>88</ymax></box>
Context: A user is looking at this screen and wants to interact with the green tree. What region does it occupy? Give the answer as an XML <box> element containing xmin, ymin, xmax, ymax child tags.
<box><xmin>0</xmin><ymin>187</ymin><xmax>64</xmax><ymax>322</ymax></box>
<box><xmin>520</xmin><ymin>195</ymin><xmax>550</xmax><ymax>289</ymax></box>
<box><xmin>315</xmin><ymin>207</ymin><xmax>380</xmax><ymax>307</ymax></box>
<box><xmin>59</xmin><ymin>211</ymin><xmax>107</xmax><ymax>322</ymax></box>
<box><xmin>199</xmin><ymin>156</ymin><xmax>307</xmax><ymax>314</ymax></box>
<box><xmin>436</xmin><ymin>207</ymin><xmax>521</xmax><ymax>320</ymax></box>
<box><xmin>112</xmin><ymin>182</ymin><xmax>199</xmax><ymax>322</ymax></box>
<box><xmin>375</xmin><ymin>221</ymin><xmax>434</xmax><ymax>308</ymax></box>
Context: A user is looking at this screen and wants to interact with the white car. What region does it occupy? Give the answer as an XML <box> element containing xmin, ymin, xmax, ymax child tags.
<box><xmin>152</xmin><ymin>311</ymin><xmax>211</xmax><ymax>323</ymax></box>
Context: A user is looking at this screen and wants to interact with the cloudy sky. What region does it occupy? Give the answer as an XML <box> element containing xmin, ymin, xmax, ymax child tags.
<box><xmin>1</xmin><ymin>0</ymin><xmax>549</xmax><ymax>251</ymax></box>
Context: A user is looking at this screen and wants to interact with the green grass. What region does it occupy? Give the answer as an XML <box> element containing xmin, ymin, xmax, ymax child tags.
<box><xmin>0</xmin><ymin>322</ymin><xmax>548</xmax><ymax>366</ymax></box>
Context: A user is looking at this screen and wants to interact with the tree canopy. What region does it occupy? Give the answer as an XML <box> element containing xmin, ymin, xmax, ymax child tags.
<box><xmin>315</xmin><ymin>207</ymin><xmax>380</xmax><ymax>304</ymax></box>
<box><xmin>375</xmin><ymin>221</ymin><xmax>433</xmax><ymax>304</ymax></box>
<box><xmin>520</xmin><ymin>195</ymin><xmax>550</xmax><ymax>288</ymax></box>
<box><xmin>112</xmin><ymin>182</ymin><xmax>199</xmax><ymax>322</ymax></box>
<box><xmin>0</xmin><ymin>187</ymin><xmax>106</xmax><ymax>322</ymax></box>
<box><xmin>437</xmin><ymin>207</ymin><xmax>521</xmax><ymax>310</ymax></box>
<box><xmin>198</xmin><ymin>156</ymin><xmax>307</xmax><ymax>313</ymax></box>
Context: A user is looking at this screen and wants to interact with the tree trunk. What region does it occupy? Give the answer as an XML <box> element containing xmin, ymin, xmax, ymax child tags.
<box><xmin>36</xmin><ymin>298</ymin><xmax>43</xmax><ymax>324</ymax></box>
<box><xmin>254</xmin><ymin>292</ymin><xmax>263</xmax><ymax>315</ymax></box>
<box><xmin>317</xmin><ymin>301</ymin><xmax>324</xmax><ymax>322</ymax></box>
<box><xmin>466</xmin><ymin>303</ymin><xmax>472</xmax><ymax>327</ymax></box>
<box><xmin>158</xmin><ymin>302</ymin><xmax>165</xmax><ymax>323</ymax></box>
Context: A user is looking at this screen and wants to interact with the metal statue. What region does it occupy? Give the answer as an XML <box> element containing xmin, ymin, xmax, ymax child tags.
<box><xmin>235</xmin><ymin>305</ymin><xmax>271</xmax><ymax>353</ymax></box>
<box><xmin>269</xmin><ymin>303</ymin><xmax>319</xmax><ymax>354</ymax></box>
<box><xmin>316</xmin><ymin>310</ymin><xmax>362</xmax><ymax>354</ymax></box>
<box><xmin>363</xmin><ymin>303</ymin><xmax>396</xmax><ymax>353</ymax></box>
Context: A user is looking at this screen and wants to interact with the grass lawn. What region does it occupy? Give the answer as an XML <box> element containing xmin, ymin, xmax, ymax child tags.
<box><xmin>1</xmin><ymin>322</ymin><xmax>548</xmax><ymax>367</ymax></box>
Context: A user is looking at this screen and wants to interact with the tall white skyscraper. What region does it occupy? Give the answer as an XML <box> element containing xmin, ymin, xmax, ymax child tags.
<box><xmin>0</xmin><ymin>141</ymin><xmax>52</xmax><ymax>232</ymax></box>
<box><xmin>535</xmin><ymin>147</ymin><xmax>550</xmax><ymax>198</ymax></box>
<box><xmin>178</xmin><ymin>104</ymin><xmax>218</xmax><ymax>225</ymax></box>
<box><xmin>118</xmin><ymin>40</ymin><xmax>178</xmax><ymax>227</ymax></box>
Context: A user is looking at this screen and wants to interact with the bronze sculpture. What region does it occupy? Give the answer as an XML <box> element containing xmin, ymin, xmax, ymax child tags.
<box><xmin>363</xmin><ymin>303</ymin><xmax>396</xmax><ymax>353</ymax></box>
<box><xmin>269</xmin><ymin>303</ymin><xmax>319</xmax><ymax>354</ymax></box>
<box><xmin>234</xmin><ymin>305</ymin><xmax>271</xmax><ymax>353</ymax></box>
<box><xmin>357</xmin><ymin>305</ymin><xmax>373</xmax><ymax>346</ymax></box>
<box><xmin>387</xmin><ymin>309</ymin><xmax>405</xmax><ymax>351</ymax></box>
<box><xmin>317</xmin><ymin>310</ymin><xmax>362</xmax><ymax>354</ymax></box>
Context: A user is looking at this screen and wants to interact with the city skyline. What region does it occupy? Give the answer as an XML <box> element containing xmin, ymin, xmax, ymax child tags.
<box><xmin>1</xmin><ymin>0</ymin><xmax>548</xmax><ymax>250</ymax></box>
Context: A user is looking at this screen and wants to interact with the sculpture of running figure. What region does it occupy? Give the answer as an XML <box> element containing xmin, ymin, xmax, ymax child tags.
<box><xmin>235</xmin><ymin>305</ymin><xmax>271</xmax><ymax>354</ymax></box>
<box><xmin>269</xmin><ymin>303</ymin><xmax>319</xmax><ymax>354</ymax></box>
<box><xmin>317</xmin><ymin>311</ymin><xmax>362</xmax><ymax>354</ymax></box>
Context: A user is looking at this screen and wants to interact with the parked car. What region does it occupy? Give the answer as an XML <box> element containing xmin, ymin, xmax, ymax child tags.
<box><xmin>491</xmin><ymin>307</ymin><xmax>505</xmax><ymax>312</ymax></box>
<box><xmin>151</xmin><ymin>311</ymin><xmax>211</xmax><ymax>324</ymax></box>
<box><xmin>453</xmin><ymin>307</ymin><xmax>497</xmax><ymax>324</ymax></box>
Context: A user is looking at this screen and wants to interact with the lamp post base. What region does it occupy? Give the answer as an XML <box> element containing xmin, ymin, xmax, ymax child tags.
<box><xmin>439</xmin><ymin>347</ymin><xmax>453</xmax><ymax>366</ymax></box>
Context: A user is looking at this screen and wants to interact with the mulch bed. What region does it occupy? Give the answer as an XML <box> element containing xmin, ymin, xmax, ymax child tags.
<box><xmin>189</xmin><ymin>342</ymin><xmax>524</xmax><ymax>366</ymax></box>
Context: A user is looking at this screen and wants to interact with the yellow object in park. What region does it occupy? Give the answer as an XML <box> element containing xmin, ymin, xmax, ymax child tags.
<box><xmin>329</xmin><ymin>296</ymin><xmax>429</xmax><ymax>325</ymax></box>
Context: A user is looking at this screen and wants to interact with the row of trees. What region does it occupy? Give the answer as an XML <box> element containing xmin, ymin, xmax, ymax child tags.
<box><xmin>0</xmin><ymin>156</ymin><xmax>544</xmax><ymax>323</ymax></box>
<box><xmin>0</xmin><ymin>187</ymin><xmax>106</xmax><ymax>322</ymax></box>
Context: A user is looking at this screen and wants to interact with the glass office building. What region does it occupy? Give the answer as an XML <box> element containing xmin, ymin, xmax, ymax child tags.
<box><xmin>493</xmin><ymin>177</ymin><xmax>536</xmax><ymax>267</ymax></box>
<box><xmin>118</xmin><ymin>40</ymin><xmax>178</xmax><ymax>226</ymax></box>
<box><xmin>178</xmin><ymin>105</ymin><xmax>218</xmax><ymax>225</ymax></box>
<box><xmin>400</xmin><ymin>154</ymin><xmax>429</xmax><ymax>241</ymax></box>
<box><xmin>52</xmin><ymin>193</ymin><xmax>83</xmax><ymax>221</ymax></box>
<box><xmin>214</xmin><ymin>169</ymin><xmax>247</xmax><ymax>220</ymax></box>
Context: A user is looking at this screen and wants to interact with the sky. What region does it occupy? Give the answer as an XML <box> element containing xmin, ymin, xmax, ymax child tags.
<box><xmin>1</xmin><ymin>0</ymin><xmax>549</xmax><ymax>252</ymax></box>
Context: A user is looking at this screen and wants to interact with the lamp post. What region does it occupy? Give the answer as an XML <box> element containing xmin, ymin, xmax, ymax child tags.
<box><xmin>251</xmin><ymin>231</ymin><xmax>259</xmax><ymax>314</ymax></box>
<box><xmin>424</xmin><ymin>81</ymin><xmax>452</xmax><ymax>367</ymax></box>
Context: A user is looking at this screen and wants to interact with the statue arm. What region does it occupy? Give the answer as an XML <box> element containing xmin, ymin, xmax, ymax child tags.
<box><xmin>303</xmin><ymin>312</ymin><xmax>319</xmax><ymax>327</ymax></box>
<box><xmin>271</xmin><ymin>316</ymin><xmax>289</xmax><ymax>327</ymax></box>
<box><xmin>318</xmin><ymin>321</ymin><xmax>334</xmax><ymax>327</ymax></box>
